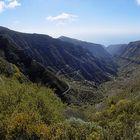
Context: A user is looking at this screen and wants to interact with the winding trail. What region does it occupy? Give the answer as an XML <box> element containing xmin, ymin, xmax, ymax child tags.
<box><xmin>62</xmin><ymin>82</ymin><xmax>71</xmax><ymax>96</ymax></box>
<box><xmin>56</xmin><ymin>70</ymin><xmax>71</xmax><ymax>96</ymax></box>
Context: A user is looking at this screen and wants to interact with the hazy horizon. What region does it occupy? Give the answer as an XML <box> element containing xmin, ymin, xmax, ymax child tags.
<box><xmin>1</xmin><ymin>0</ymin><xmax>140</xmax><ymax>45</ymax></box>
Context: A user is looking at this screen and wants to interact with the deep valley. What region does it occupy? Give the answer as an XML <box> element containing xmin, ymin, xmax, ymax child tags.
<box><xmin>0</xmin><ymin>27</ymin><xmax>139</xmax><ymax>140</ymax></box>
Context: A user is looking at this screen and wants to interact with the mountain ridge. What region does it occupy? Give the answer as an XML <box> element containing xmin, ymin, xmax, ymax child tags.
<box><xmin>0</xmin><ymin>26</ymin><xmax>117</xmax><ymax>84</ymax></box>
<box><xmin>59</xmin><ymin>36</ymin><xmax>111</xmax><ymax>59</ymax></box>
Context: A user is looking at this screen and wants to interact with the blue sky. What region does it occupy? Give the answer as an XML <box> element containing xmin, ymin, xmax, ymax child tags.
<box><xmin>0</xmin><ymin>0</ymin><xmax>140</xmax><ymax>45</ymax></box>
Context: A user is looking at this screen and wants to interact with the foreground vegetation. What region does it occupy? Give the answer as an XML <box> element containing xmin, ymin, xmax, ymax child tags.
<box><xmin>0</xmin><ymin>57</ymin><xmax>139</xmax><ymax>140</ymax></box>
<box><xmin>0</xmin><ymin>76</ymin><xmax>139</xmax><ymax>139</ymax></box>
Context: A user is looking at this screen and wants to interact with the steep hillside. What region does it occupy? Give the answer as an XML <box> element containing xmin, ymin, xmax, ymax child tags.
<box><xmin>96</xmin><ymin>40</ymin><xmax>140</xmax><ymax>110</ymax></box>
<box><xmin>0</xmin><ymin>27</ymin><xmax>117</xmax><ymax>84</ymax></box>
<box><xmin>59</xmin><ymin>36</ymin><xmax>117</xmax><ymax>75</ymax></box>
<box><xmin>59</xmin><ymin>36</ymin><xmax>108</xmax><ymax>58</ymax></box>
<box><xmin>109</xmin><ymin>41</ymin><xmax>140</xmax><ymax>68</ymax></box>
<box><xmin>0</xmin><ymin>35</ymin><xmax>68</xmax><ymax>98</ymax></box>
<box><xmin>119</xmin><ymin>41</ymin><xmax>140</xmax><ymax>61</ymax></box>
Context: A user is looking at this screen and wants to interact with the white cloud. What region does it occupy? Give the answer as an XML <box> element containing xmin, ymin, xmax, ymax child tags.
<box><xmin>0</xmin><ymin>1</ymin><xmax>6</xmax><ymax>13</ymax></box>
<box><xmin>46</xmin><ymin>13</ymin><xmax>78</xmax><ymax>25</ymax></box>
<box><xmin>0</xmin><ymin>0</ymin><xmax>21</xmax><ymax>13</ymax></box>
<box><xmin>136</xmin><ymin>0</ymin><xmax>140</xmax><ymax>5</ymax></box>
<box><xmin>7</xmin><ymin>0</ymin><xmax>21</xmax><ymax>9</ymax></box>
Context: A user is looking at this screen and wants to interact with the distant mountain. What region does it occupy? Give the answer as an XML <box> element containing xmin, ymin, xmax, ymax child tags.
<box><xmin>59</xmin><ymin>36</ymin><xmax>117</xmax><ymax>76</ymax></box>
<box><xmin>109</xmin><ymin>41</ymin><xmax>140</xmax><ymax>69</ymax></box>
<box><xmin>108</xmin><ymin>41</ymin><xmax>140</xmax><ymax>62</ymax></box>
<box><xmin>107</xmin><ymin>44</ymin><xmax>127</xmax><ymax>56</ymax></box>
<box><xmin>59</xmin><ymin>36</ymin><xmax>111</xmax><ymax>59</ymax></box>
<box><xmin>119</xmin><ymin>41</ymin><xmax>140</xmax><ymax>61</ymax></box>
<box><xmin>0</xmin><ymin>27</ymin><xmax>117</xmax><ymax>84</ymax></box>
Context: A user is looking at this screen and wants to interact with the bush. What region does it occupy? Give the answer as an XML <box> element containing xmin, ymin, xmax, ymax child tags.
<box><xmin>0</xmin><ymin>76</ymin><xmax>65</xmax><ymax>139</ymax></box>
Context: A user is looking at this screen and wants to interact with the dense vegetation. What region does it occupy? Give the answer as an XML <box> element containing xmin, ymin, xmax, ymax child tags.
<box><xmin>0</xmin><ymin>76</ymin><xmax>65</xmax><ymax>139</ymax></box>
<box><xmin>0</xmin><ymin>57</ymin><xmax>139</xmax><ymax>140</ymax></box>
<box><xmin>0</xmin><ymin>76</ymin><xmax>139</xmax><ymax>139</ymax></box>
